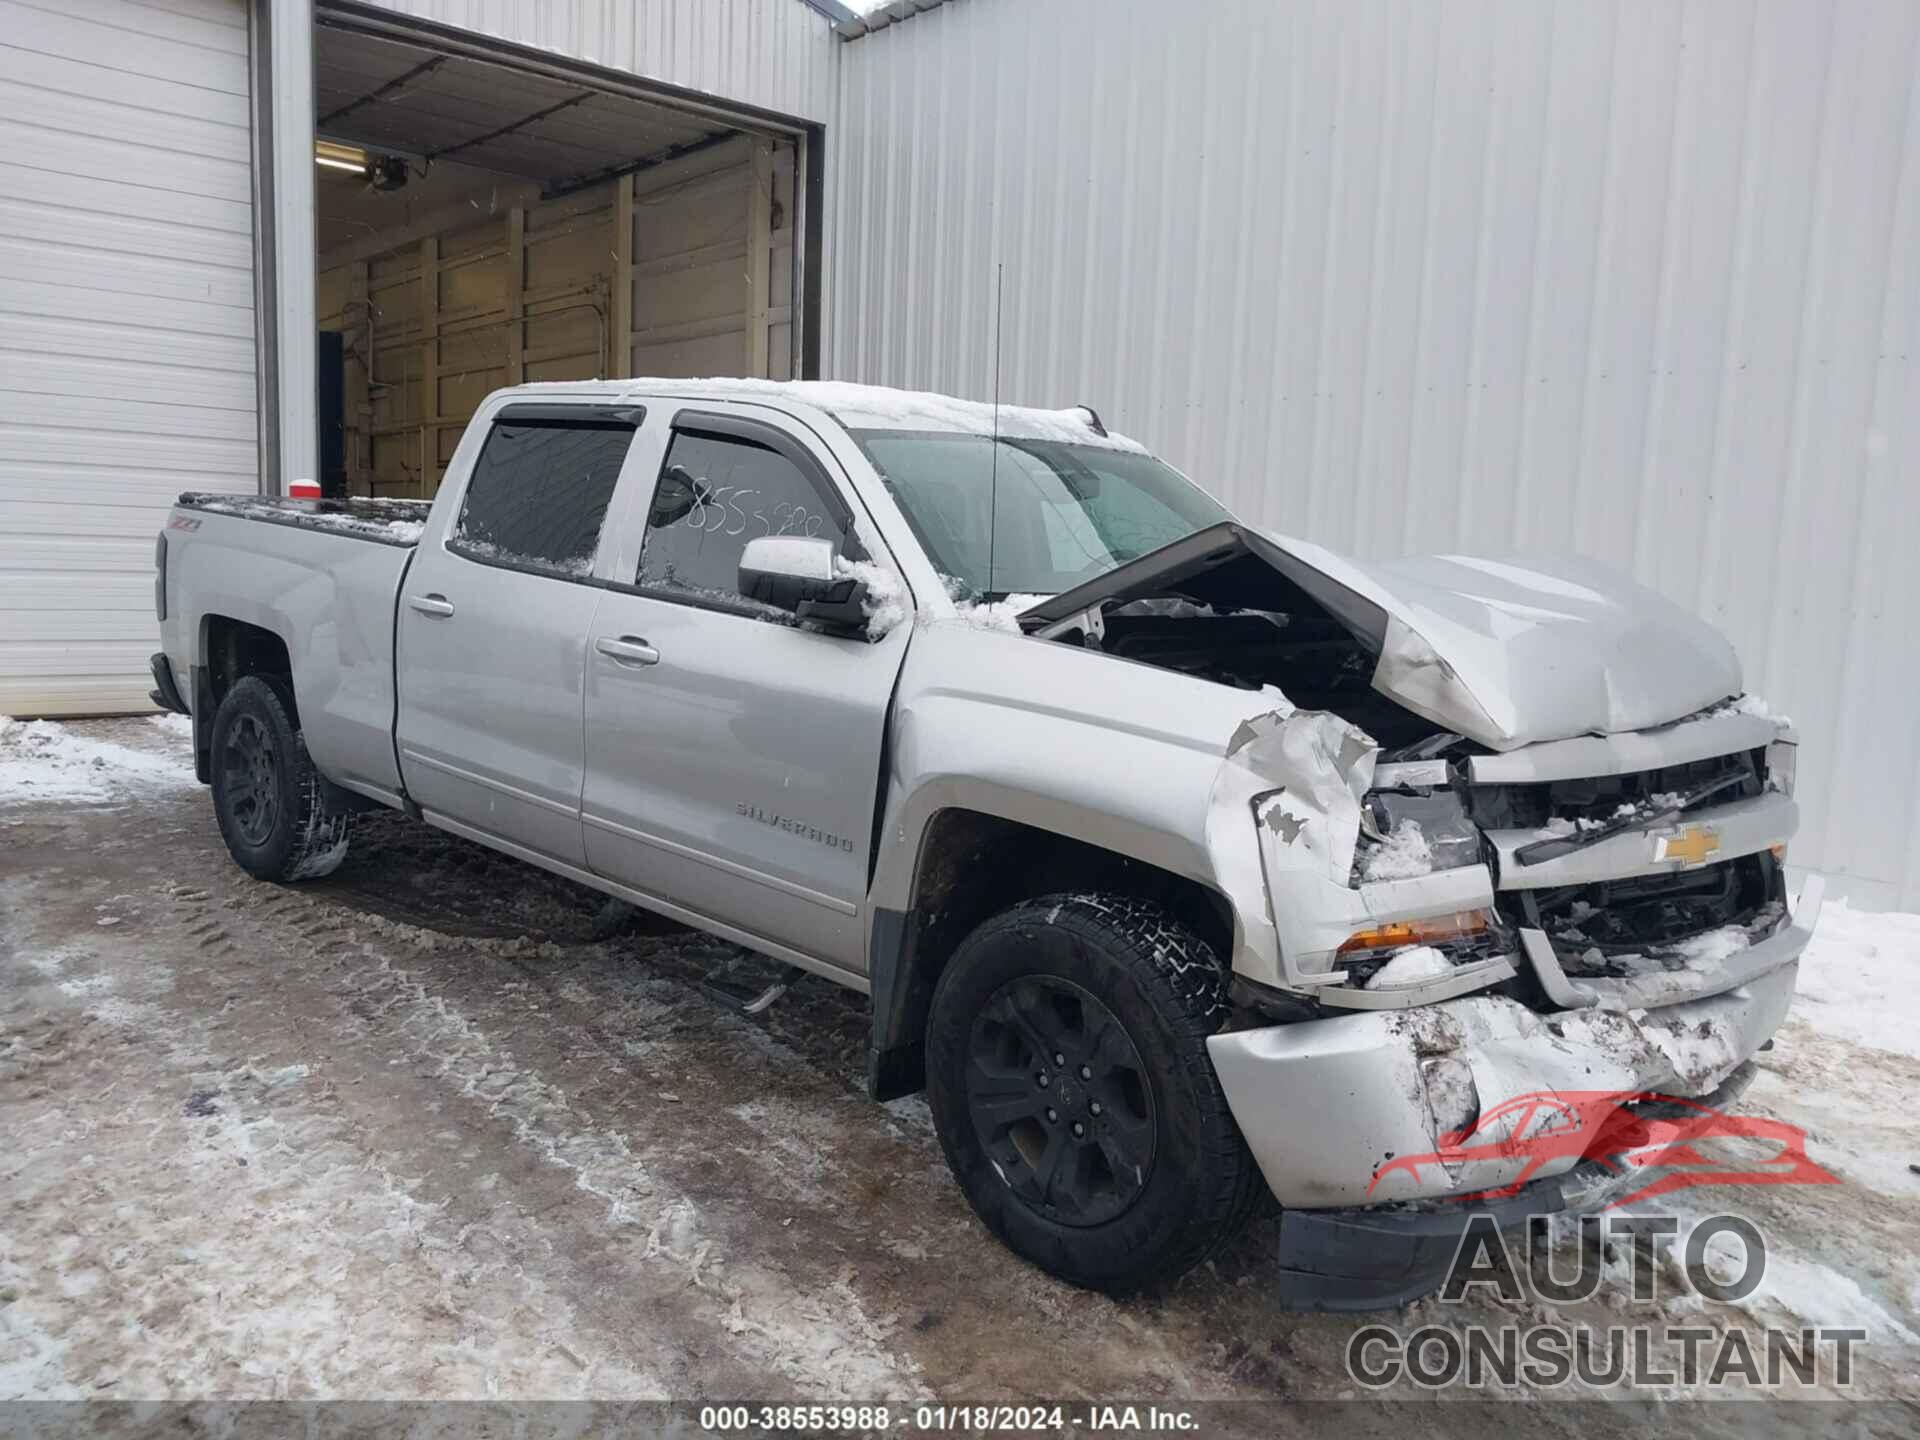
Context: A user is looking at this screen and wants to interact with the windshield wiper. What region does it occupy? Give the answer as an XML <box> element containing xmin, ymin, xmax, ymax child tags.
<box><xmin>1512</xmin><ymin>770</ymin><xmax>1750</xmax><ymax>867</ymax></box>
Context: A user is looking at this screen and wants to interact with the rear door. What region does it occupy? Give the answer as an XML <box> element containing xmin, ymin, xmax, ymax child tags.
<box><xmin>581</xmin><ymin>405</ymin><xmax>911</xmax><ymax>975</ymax></box>
<box><xmin>396</xmin><ymin>402</ymin><xmax>644</xmax><ymax>866</ymax></box>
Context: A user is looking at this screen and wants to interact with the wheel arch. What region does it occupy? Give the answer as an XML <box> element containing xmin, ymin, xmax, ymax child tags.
<box><xmin>865</xmin><ymin>801</ymin><xmax>1236</xmax><ymax>1101</ymax></box>
<box><xmin>193</xmin><ymin>614</ymin><xmax>296</xmax><ymax>783</ymax></box>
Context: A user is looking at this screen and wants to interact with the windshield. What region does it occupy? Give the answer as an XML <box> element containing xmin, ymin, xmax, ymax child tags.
<box><xmin>851</xmin><ymin>429</ymin><xmax>1231</xmax><ymax>597</ymax></box>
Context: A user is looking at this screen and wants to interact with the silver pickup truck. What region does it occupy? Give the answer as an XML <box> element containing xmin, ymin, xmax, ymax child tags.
<box><xmin>152</xmin><ymin>379</ymin><xmax>1817</xmax><ymax>1307</ymax></box>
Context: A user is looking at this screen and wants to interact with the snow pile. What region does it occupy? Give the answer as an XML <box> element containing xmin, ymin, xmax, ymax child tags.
<box><xmin>182</xmin><ymin>493</ymin><xmax>428</xmax><ymax>545</ymax></box>
<box><xmin>1791</xmin><ymin>898</ymin><xmax>1920</xmax><ymax>1059</ymax></box>
<box><xmin>1711</xmin><ymin>691</ymin><xmax>1795</xmax><ymax>730</ymax></box>
<box><xmin>1670</xmin><ymin>924</ymin><xmax>1754</xmax><ymax>967</ymax></box>
<box><xmin>0</xmin><ymin>718</ymin><xmax>196</xmax><ymax>804</ymax></box>
<box><xmin>835</xmin><ymin>557</ymin><xmax>908</xmax><ymax>639</ymax></box>
<box><xmin>945</xmin><ymin>593</ymin><xmax>1050</xmax><ymax>634</ymax></box>
<box><xmin>451</xmin><ymin>537</ymin><xmax>591</xmax><ymax>575</ymax></box>
<box><xmin>1364</xmin><ymin>945</ymin><xmax>1453</xmax><ymax>990</ymax></box>
<box><xmin>147</xmin><ymin>713</ymin><xmax>193</xmax><ymax>739</ymax></box>
<box><xmin>1360</xmin><ymin>820</ymin><xmax>1434</xmax><ymax>881</ymax></box>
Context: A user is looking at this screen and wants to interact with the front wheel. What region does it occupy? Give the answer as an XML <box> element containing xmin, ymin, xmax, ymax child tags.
<box><xmin>209</xmin><ymin>674</ymin><xmax>352</xmax><ymax>881</ymax></box>
<box><xmin>925</xmin><ymin>894</ymin><xmax>1261</xmax><ymax>1293</ymax></box>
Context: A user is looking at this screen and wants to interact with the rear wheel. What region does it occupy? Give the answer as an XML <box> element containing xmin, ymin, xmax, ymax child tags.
<box><xmin>209</xmin><ymin>674</ymin><xmax>352</xmax><ymax>881</ymax></box>
<box><xmin>925</xmin><ymin>894</ymin><xmax>1261</xmax><ymax>1293</ymax></box>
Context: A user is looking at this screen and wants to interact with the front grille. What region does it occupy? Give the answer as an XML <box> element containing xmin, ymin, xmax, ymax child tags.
<box><xmin>1466</xmin><ymin>744</ymin><xmax>1785</xmax><ymax>980</ymax></box>
<box><xmin>1464</xmin><ymin>748</ymin><xmax>1767</xmax><ymax>833</ymax></box>
<box><xmin>1503</xmin><ymin>852</ymin><xmax>1786</xmax><ymax>978</ymax></box>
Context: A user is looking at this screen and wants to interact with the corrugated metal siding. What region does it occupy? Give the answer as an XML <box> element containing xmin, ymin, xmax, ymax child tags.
<box><xmin>358</xmin><ymin>0</ymin><xmax>839</xmax><ymax>122</ymax></box>
<box><xmin>827</xmin><ymin>0</ymin><xmax>1920</xmax><ymax>908</ymax></box>
<box><xmin>0</xmin><ymin>0</ymin><xmax>258</xmax><ymax>717</ymax></box>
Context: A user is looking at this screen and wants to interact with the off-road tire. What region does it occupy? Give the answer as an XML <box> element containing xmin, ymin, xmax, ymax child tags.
<box><xmin>925</xmin><ymin>893</ymin><xmax>1262</xmax><ymax>1294</ymax></box>
<box><xmin>209</xmin><ymin>674</ymin><xmax>352</xmax><ymax>881</ymax></box>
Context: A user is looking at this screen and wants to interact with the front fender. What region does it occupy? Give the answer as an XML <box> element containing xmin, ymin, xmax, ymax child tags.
<box><xmin>867</xmin><ymin>623</ymin><xmax>1295</xmax><ymax>986</ymax></box>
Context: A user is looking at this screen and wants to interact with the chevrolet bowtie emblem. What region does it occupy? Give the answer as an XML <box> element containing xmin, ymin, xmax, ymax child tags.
<box><xmin>1658</xmin><ymin>826</ymin><xmax>1722</xmax><ymax>866</ymax></box>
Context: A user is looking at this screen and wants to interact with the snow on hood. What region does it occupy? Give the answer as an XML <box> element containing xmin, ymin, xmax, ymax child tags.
<box><xmin>1024</xmin><ymin>524</ymin><xmax>1743</xmax><ymax>751</ymax></box>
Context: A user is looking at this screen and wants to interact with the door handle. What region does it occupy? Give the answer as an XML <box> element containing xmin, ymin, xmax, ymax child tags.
<box><xmin>595</xmin><ymin>635</ymin><xmax>660</xmax><ymax>667</ymax></box>
<box><xmin>408</xmin><ymin>593</ymin><xmax>455</xmax><ymax>618</ymax></box>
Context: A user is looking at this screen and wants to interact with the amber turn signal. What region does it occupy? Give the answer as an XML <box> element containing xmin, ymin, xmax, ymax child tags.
<box><xmin>1337</xmin><ymin>909</ymin><xmax>1490</xmax><ymax>958</ymax></box>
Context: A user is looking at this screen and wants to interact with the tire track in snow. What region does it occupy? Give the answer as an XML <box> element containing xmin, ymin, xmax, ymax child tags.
<box><xmin>1</xmin><ymin>890</ymin><xmax>666</xmax><ymax>1400</ymax></box>
<box><xmin>222</xmin><ymin>886</ymin><xmax>927</xmax><ymax>1400</ymax></box>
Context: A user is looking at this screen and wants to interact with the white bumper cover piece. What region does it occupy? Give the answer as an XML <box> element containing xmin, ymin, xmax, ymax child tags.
<box><xmin>1208</xmin><ymin>877</ymin><xmax>1822</xmax><ymax>1209</ymax></box>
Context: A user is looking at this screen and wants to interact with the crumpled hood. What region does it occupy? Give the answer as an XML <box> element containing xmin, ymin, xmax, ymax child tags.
<box><xmin>1021</xmin><ymin>524</ymin><xmax>1742</xmax><ymax>751</ymax></box>
<box><xmin>1283</xmin><ymin>538</ymin><xmax>1743</xmax><ymax>750</ymax></box>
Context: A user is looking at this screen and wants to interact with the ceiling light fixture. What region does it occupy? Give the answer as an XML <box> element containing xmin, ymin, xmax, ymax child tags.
<box><xmin>314</xmin><ymin>139</ymin><xmax>369</xmax><ymax>173</ymax></box>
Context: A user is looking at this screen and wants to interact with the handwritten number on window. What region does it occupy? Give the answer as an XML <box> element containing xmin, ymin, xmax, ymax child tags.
<box><xmin>676</xmin><ymin>482</ymin><xmax>821</xmax><ymax>539</ymax></box>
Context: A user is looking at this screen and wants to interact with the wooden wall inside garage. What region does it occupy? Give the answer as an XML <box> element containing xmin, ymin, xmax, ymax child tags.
<box><xmin>316</xmin><ymin>135</ymin><xmax>795</xmax><ymax>497</ymax></box>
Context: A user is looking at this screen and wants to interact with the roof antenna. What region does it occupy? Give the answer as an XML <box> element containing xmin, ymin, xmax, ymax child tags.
<box><xmin>986</xmin><ymin>261</ymin><xmax>1004</xmax><ymax>597</ymax></box>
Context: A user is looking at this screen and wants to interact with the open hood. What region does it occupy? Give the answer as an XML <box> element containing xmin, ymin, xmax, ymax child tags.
<box><xmin>1021</xmin><ymin>524</ymin><xmax>1742</xmax><ymax>752</ymax></box>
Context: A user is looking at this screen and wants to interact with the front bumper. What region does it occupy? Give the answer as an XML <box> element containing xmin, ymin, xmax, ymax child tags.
<box><xmin>1208</xmin><ymin>876</ymin><xmax>1821</xmax><ymax>1213</ymax></box>
<box><xmin>1269</xmin><ymin>1064</ymin><xmax>1762</xmax><ymax>1310</ymax></box>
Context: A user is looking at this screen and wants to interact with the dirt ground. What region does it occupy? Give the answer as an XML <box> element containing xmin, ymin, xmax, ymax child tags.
<box><xmin>2</xmin><ymin>720</ymin><xmax>1916</xmax><ymax>1433</ymax></box>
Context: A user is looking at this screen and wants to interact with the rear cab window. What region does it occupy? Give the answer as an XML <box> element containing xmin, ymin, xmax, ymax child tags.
<box><xmin>449</xmin><ymin>404</ymin><xmax>644</xmax><ymax>578</ymax></box>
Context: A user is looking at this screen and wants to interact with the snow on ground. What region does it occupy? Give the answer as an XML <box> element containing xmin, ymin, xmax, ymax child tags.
<box><xmin>0</xmin><ymin>716</ymin><xmax>196</xmax><ymax>805</ymax></box>
<box><xmin>3</xmin><ymin>718</ymin><xmax>1917</xmax><ymax>1406</ymax></box>
<box><xmin>1789</xmin><ymin>899</ymin><xmax>1920</xmax><ymax>1060</ymax></box>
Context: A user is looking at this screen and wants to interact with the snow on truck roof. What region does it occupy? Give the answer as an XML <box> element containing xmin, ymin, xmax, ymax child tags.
<box><xmin>505</xmin><ymin>378</ymin><xmax>1148</xmax><ymax>452</ymax></box>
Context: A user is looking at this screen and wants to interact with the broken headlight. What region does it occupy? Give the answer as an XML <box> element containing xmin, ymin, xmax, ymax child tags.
<box><xmin>1353</xmin><ymin>784</ymin><xmax>1483</xmax><ymax>885</ymax></box>
<box><xmin>1765</xmin><ymin>737</ymin><xmax>1797</xmax><ymax>796</ymax></box>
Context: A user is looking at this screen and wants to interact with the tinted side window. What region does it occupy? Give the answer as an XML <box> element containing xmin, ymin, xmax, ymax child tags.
<box><xmin>452</xmin><ymin>418</ymin><xmax>636</xmax><ymax>576</ymax></box>
<box><xmin>637</xmin><ymin>431</ymin><xmax>849</xmax><ymax>599</ymax></box>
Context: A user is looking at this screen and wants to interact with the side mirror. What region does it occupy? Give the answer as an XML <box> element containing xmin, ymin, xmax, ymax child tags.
<box><xmin>738</xmin><ymin>536</ymin><xmax>868</xmax><ymax>630</ymax></box>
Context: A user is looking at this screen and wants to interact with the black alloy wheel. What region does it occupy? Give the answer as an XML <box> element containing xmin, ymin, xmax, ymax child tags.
<box><xmin>965</xmin><ymin>975</ymin><xmax>1156</xmax><ymax>1226</ymax></box>
<box><xmin>220</xmin><ymin>711</ymin><xmax>280</xmax><ymax>847</ymax></box>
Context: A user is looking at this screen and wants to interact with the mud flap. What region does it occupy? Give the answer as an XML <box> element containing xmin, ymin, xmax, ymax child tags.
<box><xmin>866</xmin><ymin>905</ymin><xmax>926</xmax><ymax>1100</ymax></box>
<box><xmin>1275</xmin><ymin>1180</ymin><xmax>1564</xmax><ymax>1312</ymax></box>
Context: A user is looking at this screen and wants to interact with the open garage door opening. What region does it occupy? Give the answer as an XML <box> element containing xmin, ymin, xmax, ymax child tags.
<box><xmin>311</xmin><ymin>18</ymin><xmax>809</xmax><ymax>499</ymax></box>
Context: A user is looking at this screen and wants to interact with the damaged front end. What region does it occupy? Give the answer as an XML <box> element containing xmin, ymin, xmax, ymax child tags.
<box><xmin>1202</xmin><ymin>704</ymin><xmax>1818</xmax><ymax>1308</ymax></box>
<box><xmin>1023</xmin><ymin>523</ymin><xmax>1820</xmax><ymax>1307</ymax></box>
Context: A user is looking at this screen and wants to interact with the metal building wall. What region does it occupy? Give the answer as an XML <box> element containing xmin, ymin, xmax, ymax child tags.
<box><xmin>0</xmin><ymin>0</ymin><xmax>258</xmax><ymax>717</ymax></box>
<box><xmin>359</xmin><ymin>0</ymin><xmax>838</xmax><ymax>122</ymax></box>
<box><xmin>825</xmin><ymin>0</ymin><xmax>1920</xmax><ymax>910</ymax></box>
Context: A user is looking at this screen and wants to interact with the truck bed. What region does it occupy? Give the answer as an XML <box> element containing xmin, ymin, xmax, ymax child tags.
<box><xmin>177</xmin><ymin>493</ymin><xmax>430</xmax><ymax>547</ymax></box>
<box><xmin>164</xmin><ymin>494</ymin><xmax>424</xmax><ymax>804</ymax></box>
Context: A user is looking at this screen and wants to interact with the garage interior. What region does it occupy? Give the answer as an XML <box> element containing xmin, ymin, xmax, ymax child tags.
<box><xmin>311</xmin><ymin>20</ymin><xmax>803</xmax><ymax>498</ymax></box>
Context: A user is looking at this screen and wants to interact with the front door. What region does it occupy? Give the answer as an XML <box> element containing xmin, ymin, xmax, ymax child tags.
<box><xmin>396</xmin><ymin>403</ymin><xmax>644</xmax><ymax>866</ymax></box>
<box><xmin>581</xmin><ymin>407</ymin><xmax>910</xmax><ymax>974</ymax></box>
